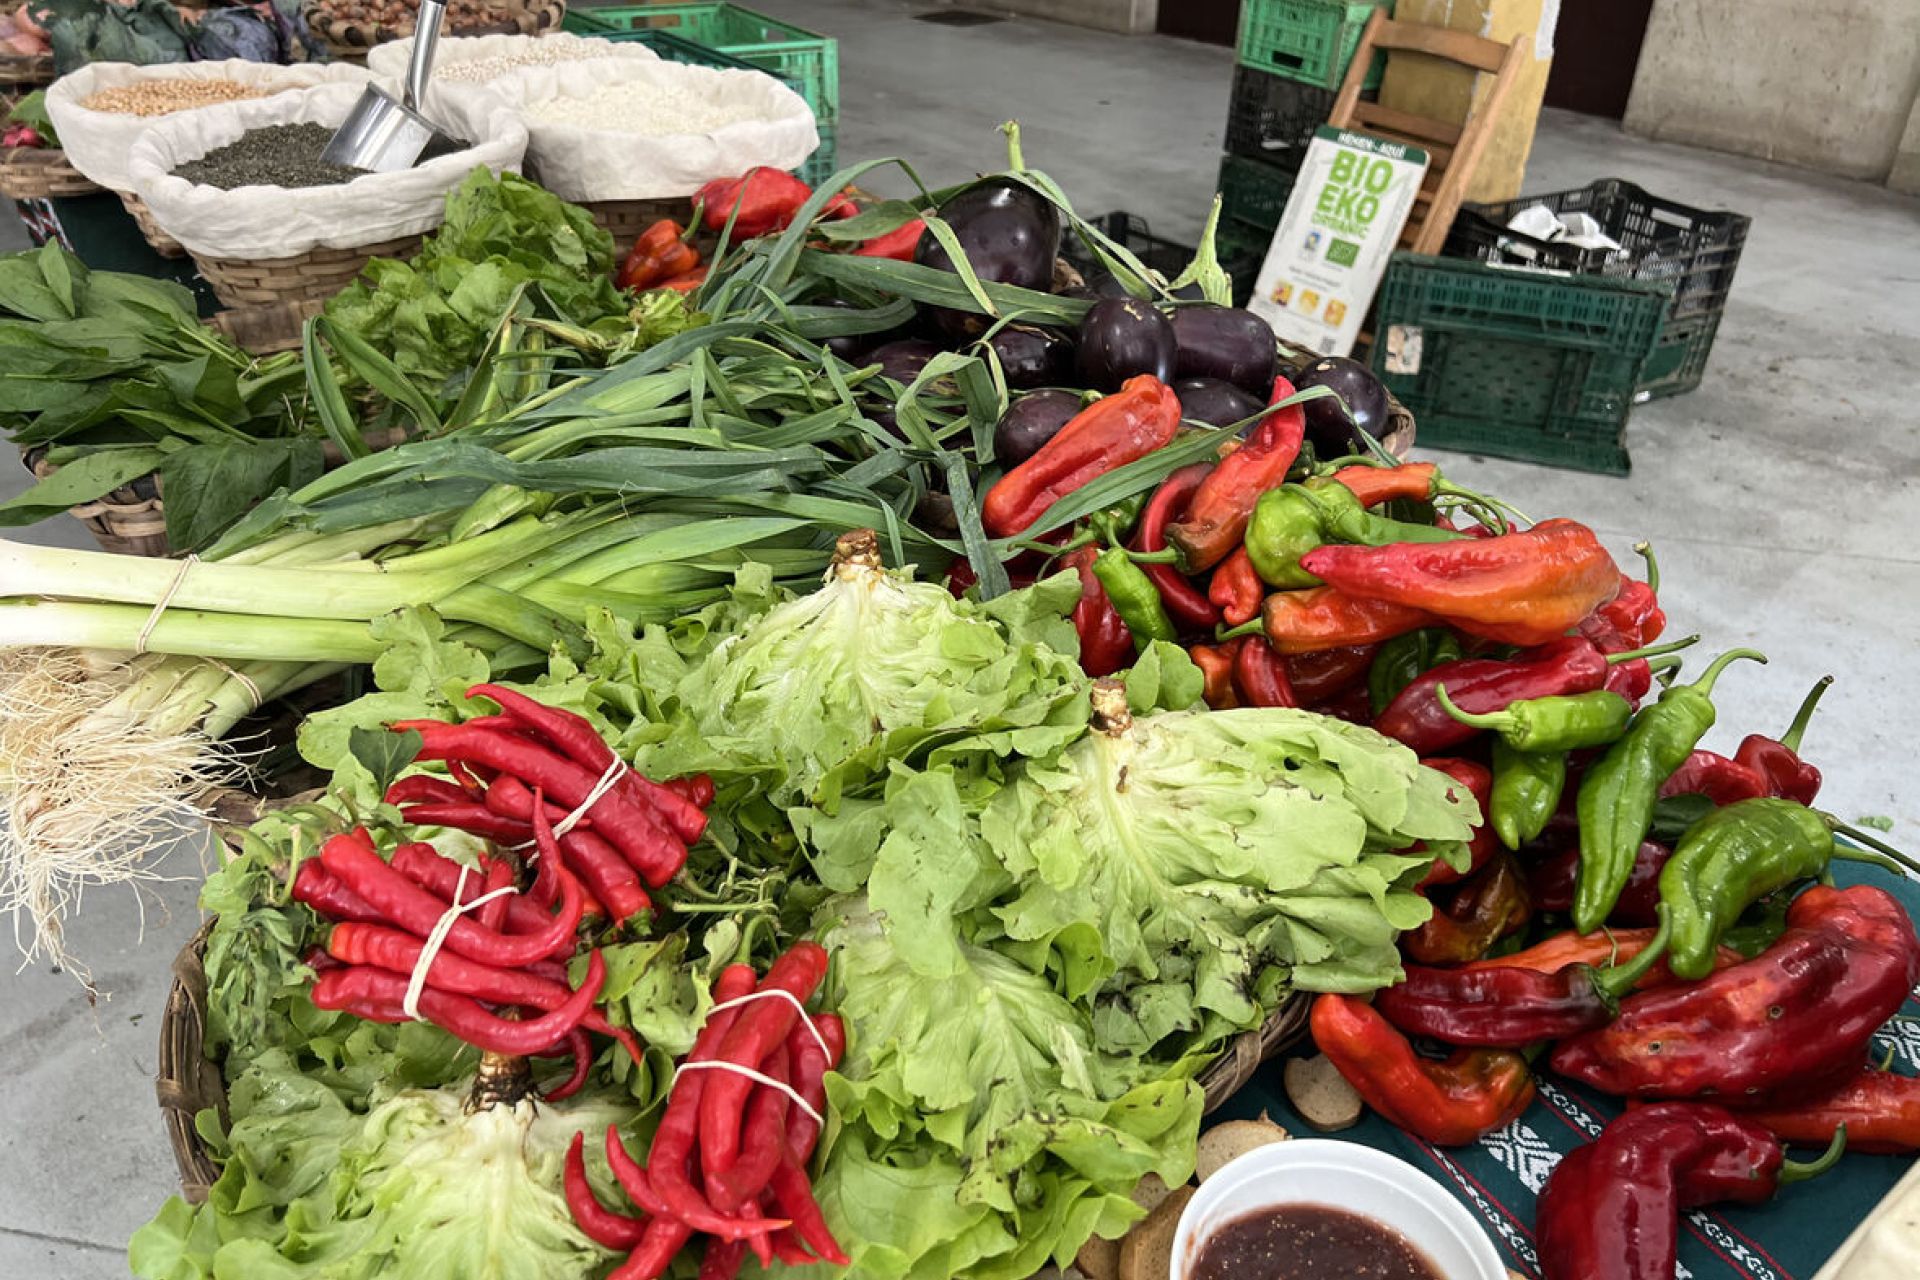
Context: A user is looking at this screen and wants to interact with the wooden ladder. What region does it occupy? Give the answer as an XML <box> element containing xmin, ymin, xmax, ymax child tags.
<box><xmin>1327</xmin><ymin>10</ymin><xmax>1528</xmax><ymax>254</ymax></box>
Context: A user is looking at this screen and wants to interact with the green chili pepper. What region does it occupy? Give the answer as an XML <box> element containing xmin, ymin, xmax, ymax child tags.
<box><xmin>1490</xmin><ymin>738</ymin><xmax>1565</xmax><ymax>851</ymax></box>
<box><xmin>1303</xmin><ymin>478</ymin><xmax>1466</xmax><ymax>547</ymax></box>
<box><xmin>1658</xmin><ymin>797</ymin><xmax>1832</xmax><ymax>980</ymax></box>
<box><xmin>1245</xmin><ymin>486</ymin><xmax>1327</xmax><ymax>588</ymax></box>
<box><xmin>1369</xmin><ymin>628</ymin><xmax>1464</xmax><ymax>716</ymax></box>
<box><xmin>1435</xmin><ymin>685</ymin><xmax>1634</xmax><ymax>754</ymax></box>
<box><xmin>1091</xmin><ymin>492</ymin><xmax>1148</xmax><ymax>544</ymax></box>
<box><xmin>1572</xmin><ymin>647</ymin><xmax>1766</xmax><ymax>933</ymax></box>
<box><xmin>1091</xmin><ymin>547</ymin><xmax>1176</xmax><ymax>648</ymax></box>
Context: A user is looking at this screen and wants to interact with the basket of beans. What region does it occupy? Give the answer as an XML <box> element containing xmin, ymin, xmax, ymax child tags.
<box><xmin>46</xmin><ymin>61</ymin><xmax>377</xmax><ymax>258</ymax></box>
<box><xmin>126</xmin><ymin>82</ymin><xmax>527</xmax><ymax>310</ymax></box>
<box><xmin>304</xmin><ymin>0</ymin><xmax>565</xmax><ymax>56</ymax></box>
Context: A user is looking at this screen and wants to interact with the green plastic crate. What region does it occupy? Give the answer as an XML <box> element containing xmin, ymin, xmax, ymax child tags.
<box><xmin>1236</xmin><ymin>0</ymin><xmax>1388</xmax><ymax>91</ymax></box>
<box><xmin>1368</xmin><ymin>254</ymin><xmax>1673</xmax><ymax>475</ymax></box>
<box><xmin>798</xmin><ymin>116</ymin><xmax>836</xmax><ymax>190</ymax></box>
<box><xmin>1217</xmin><ymin>152</ymin><xmax>1300</xmax><ymax>241</ymax></box>
<box><xmin>565</xmin><ymin>3</ymin><xmax>838</xmax><ymax>121</ymax></box>
<box><xmin>1635</xmin><ymin>310</ymin><xmax>1720</xmax><ymax>403</ymax></box>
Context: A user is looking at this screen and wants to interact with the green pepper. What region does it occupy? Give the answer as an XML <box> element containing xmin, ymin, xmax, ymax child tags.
<box><xmin>1245</xmin><ymin>486</ymin><xmax>1326</xmax><ymax>588</ymax></box>
<box><xmin>1368</xmin><ymin>627</ymin><xmax>1464</xmax><ymax>716</ymax></box>
<box><xmin>1091</xmin><ymin>547</ymin><xmax>1176</xmax><ymax>648</ymax></box>
<box><xmin>1490</xmin><ymin>738</ymin><xmax>1564</xmax><ymax>851</ymax></box>
<box><xmin>1572</xmin><ymin>648</ymin><xmax>1766</xmax><ymax>933</ymax></box>
<box><xmin>1435</xmin><ymin>686</ymin><xmax>1634</xmax><ymax>754</ymax></box>
<box><xmin>1303</xmin><ymin>478</ymin><xmax>1466</xmax><ymax>547</ymax></box>
<box><xmin>1091</xmin><ymin>492</ymin><xmax>1148</xmax><ymax>544</ymax></box>
<box><xmin>1658</xmin><ymin>798</ymin><xmax>1832</xmax><ymax>979</ymax></box>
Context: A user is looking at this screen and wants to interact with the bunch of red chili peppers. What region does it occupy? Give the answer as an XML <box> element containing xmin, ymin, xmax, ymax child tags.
<box><xmin>565</xmin><ymin>943</ymin><xmax>848</xmax><ymax>1280</ymax></box>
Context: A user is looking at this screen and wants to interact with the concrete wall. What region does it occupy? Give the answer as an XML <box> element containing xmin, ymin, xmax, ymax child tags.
<box><xmin>972</xmin><ymin>0</ymin><xmax>1157</xmax><ymax>35</ymax></box>
<box><xmin>1624</xmin><ymin>0</ymin><xmax>1920</xmax><ymax>184</ymax></box>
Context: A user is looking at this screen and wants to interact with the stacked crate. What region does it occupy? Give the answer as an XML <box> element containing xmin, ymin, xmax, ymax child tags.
<box><xmin>1216</xmin><ymin>0</ymin><xmax>1390</xmax><ymax>258</ymax></box>
<box><xmin>565</xmin><ymin>3</ymin><xmax>841</xmax><ymax>187</ymax></box>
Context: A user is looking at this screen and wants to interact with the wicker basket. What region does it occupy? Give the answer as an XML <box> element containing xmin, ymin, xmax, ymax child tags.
<box><xmin>1194</xmin><ymin>995</ymin><xmax>1313</xmax><ymax>1113</ymax></box>
<box><xmin>191</xmin><ymin>235</ymin><xmax>421</xmax><ymax>309</ymax></box>
<box><xmin>209</xmin><ymin>298</ymin><xmax>328</xmax><ymax>356</ymax></box>
<box><xmin>20</xmin><ymin>449</ymin><xmax>171</xmax><ymax>556</ymax></box>
<box><xmin>119</xmin><ymin>190</ymin><xmax>186</xmax><ymax>259</ymax></box>
<box><xmin>579</xmin><ymin>196</ymin><xmax>686</xmax><ymax>258</ymax></box>
<box><xmin>0</xmin><ymin>146</ymin><xmax>102</xmax><ymax>201</ymax></box>
<box><xmin>307</xmin><ymin>0</ymin><xmax>565</xmax><ymax>54</ymax></box>
<box><xmin>0</xmin><ymin>50</ymin><xmax>52</xmax><ymax>115</ymax></box>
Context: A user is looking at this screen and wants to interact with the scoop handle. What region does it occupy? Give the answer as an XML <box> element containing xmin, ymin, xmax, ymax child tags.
<box><xmin>405</xmin><ymin>0</ymin><xmax>446</xmax><ymax>114</ymax></box>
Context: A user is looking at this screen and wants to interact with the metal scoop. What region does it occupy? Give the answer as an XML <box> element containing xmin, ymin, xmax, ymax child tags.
<box><xmin>321</xmin><ymin>0</ymin><xmax>456</xmax><ymax>172</ymax></box>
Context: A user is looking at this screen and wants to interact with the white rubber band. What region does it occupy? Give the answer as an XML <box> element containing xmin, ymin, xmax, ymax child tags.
<box><xmin>672</xmin><ymin>1060</ymin><xmax>825</xmax><ymax>1128</ymax></box>
<box><xmin>510</xmin><ymin>757</ymin><xmax>628</xmax><ymax>854</ymax></box>
<box><xmin>134</xmin><ymin>554</ymin><xmax>198</xmax><ymax>655</ymax></box>
<box><xmin>708</xmin><ymin>989</ymin><xmax>833</xmax><ymax>1060</ymax></box>
<box><xmin>403</xmin><ymin>864</ymin><xmax>518</xmax><ymax>1021</ymax></box>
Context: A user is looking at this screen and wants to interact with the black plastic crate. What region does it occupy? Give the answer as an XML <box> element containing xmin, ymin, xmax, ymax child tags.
<box><xmin>1445</xmin><ymin>178</ymin><xmax>1749</xmax><ymax>324</ymax></box>
<box><xmin>1064</xmin><ymin>212</ymin><xmax>1264</xmax><ymax>308</ymax></box>
<box><xmin>1224</xmin><ymin>66</ymin><xmax>1337</xmax><ymax>166</ymax></box>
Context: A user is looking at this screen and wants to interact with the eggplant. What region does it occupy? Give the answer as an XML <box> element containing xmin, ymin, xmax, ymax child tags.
<box><xmin>1171</xmin><ymin>305</ymin><xmax>1277</xmax><ymax>395</ymax></box>
<box><xmin>1293</xmin><ymin>356</ymin><xmax>1391</xmax><ymax>456</ymax></box>
<box><xmin>868</xmin><ymin>339</ymin><xmax>943</xmax><ymax>385</ymax></box>
<box><xmin>1076</xmin><ymin>297</ymin><xmax>1175</xmax><ymax>391</ymax></box>
<box><xmin>987</xmin><ymin>324</ymin><xmax>1075</xmax><ymax>389</ymax></box>
<box><xmin>1174</xmin><ymin>377</ymin><xmax>1265</xmax><ymax>431</ymax></box>
<box><xmin>917</xmin><ymin>178</ymin><xmax>1062</xmax><ymax>339</ymax></box>
<box><xmin>993</xmin><ymin>389</ymin><xmax>1082</xmax><ymax>467</ymax></box>
<box><xmin>813</xmin><ymin>297</ymin><xmax>913</xmax><ymax>362</ymax></box>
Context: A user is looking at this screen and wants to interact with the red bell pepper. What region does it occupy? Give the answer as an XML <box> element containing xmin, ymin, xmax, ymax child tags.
<box><xmin>695</xmin><ymin>167</ymin><xmax>816</xmax><ymax>238</ymax></box>
<box><xmin>982</xmin><ymin>376</ymin><xmax>1181</xmax><ymax>537</ymax></box>
<box><xmin>851</xmin><ymin>217</ymin><xmax>926</xmax><ymax>260</ymax></box>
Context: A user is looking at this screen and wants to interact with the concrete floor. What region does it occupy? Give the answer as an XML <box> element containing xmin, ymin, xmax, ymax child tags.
<box><xmin>3</xmin><ymin>2</ymin><xmax>1918</xmax><ymax>1274</ymax></box>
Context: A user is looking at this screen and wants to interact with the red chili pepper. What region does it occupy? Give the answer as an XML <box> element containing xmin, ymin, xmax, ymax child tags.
<box><xmin>1737</xmin><ymin>1064</ymin><xmax>1920</xmax><ymax>1154</ymax></box>
<box><xmin>1417</xmin><ymin>758</ymin><xmax>1496</xmax><ymax>887</ymax></box>
<box><xmin>1327</xmin><ymin>461</ymin><xmax>1440</xmax><ymax>507</ymax></box>
<box><xmin>1309</xmin><ymin>994</ymin><xmax>1536</xmax><ymax>1146</ymax></box>
<box><xmin>1133</xmin><ymin>462</ymin><xmax>1222</xmax><ymax>629</ymax></box>
<box><xmin>387</xmin><ymin>842</ymin><xmax>574</xmax><ymax>940</ymax></box>
<box><xmin>565</xmin><ymin>1130</ymin><xmax>648</xmax><ymax>1249</ymax></box>
<box><xmin>707</xmin><ymin>1044</ymin><xmax>790</xmax><ymax>1213</ymax></box>
<box><xmin>1060</xmin><ymin>545</ymin><xmax>1132</xmax><ymax>677</ymax></box>
<box><xmin>1208</xmin><ymin>545</ymin><xmax>1264</xmax><ymax>626</ymax></box>
<box><xmin>397</xmin><ymin>802</ymin><xmax>534</xmax><ymax>844</ymax></box>
<box><xmin>618</xmin><ymin>219</ymin><xmax>699</xmax><ymax>292</ymax></box>
<box><xmin>695</xmin><ymin>167</ymin><xmax>816</xmax><ymax>239</ymax></box>
<box><xmin>486</xmin><ymin>773</ymin><xmax>580</xmax><ymax>828</ymax></box>
<box><xmin>394</xmin><ymin>720</ymin><xmax>687</xmax><ymax>882</ymax></box>
<box><xmin>850</xmin><ymin>217</ymin><xmax>925</xmax><ymax>260</ymax></box>
<box><xmin>524</xmin><ymin>779</ymin><xmax>652</xmax><ymax>920</ymax></box>
<box><xmin>1603</xmin><ymin>656</ymin><xmax>1654</xmax><ymax>709</ymax></box>
<box><xmin>664</xmin><ymin>773</ymin><xmax>716</xmax><ymax>808</ymax></box>
<box><xmin>1188</xmin><ymin>641</ymin><xmax>1240</xmax><ymax>709</ymax></box>
<box><xmin>608</xmin><ymin>1218</ymin><xmax>693</xmax><ymax>1280</ymax></box>
<box><xmin>1658</xmin><ymin>749</ymin><xmax>1770</xmax><ymax>806</ymax></box>
<box><xmin>320</xmin><ymin>831</ymin><xmax>582</xmax><ymax>969</ymax></box>
<box><xmin>312</xmin><ymin>953</ymin><xmax>603</xmax><ymax>1055</ymax></box>
<box><xmin>543</xmin><ymin>1026</ymin><xmax>593</xmax><ymax>1101</ymax></box>
<box><xmin>1300</xmin><ymin>519</ymin><xmax>1621</xmax><ymax>647</ymax></box>
<box><xmin>1731</xmin><ymin>676</ymin><xmax>1829</xmax><ymax>805</ymax></box>
<box><xmin>982</xmin><ymin>376</ymin><xmax>1182</xmax><ymax>537</ymax></box>
<box><xmin>383</xmin><ymin>774</ymin><xmax>472</xmax><ymax>806</ymax></box>
<box><xmin>766</xmin><ymin>1156</ymin><xmax>849</xmax><ymax>1266</ymax></box>
<box><xmin>785</xmin><ymin>1013</ymin><xmax>845</xmax><ymax>1162</ymax></box>
<box><xmin>1283</xmin><ymin>643</ymin><xmax>1378</xmax><ymax>703</ymax></box>
<box><xmin>700</xmin><ymin>943</ymin><xmax>830</xmax><ymax>1176</ymax></box>
<box><xmin>475</xmin><ymin>857</ymin><xmax>513</xmax><ymax>934</ymax></box>
<box><xmin>1550</xmin><ymin>883</ymin><xmax>1920</xmax><ymax>1101</ymax></box>
<box><xmin>1527</xmin><ymin>840</ymin><xmax>1668</xmax><ymax>925</ymax></box>
<box><xmin>1166</xmin><ymin>376</ymin><xmax>1305</xmax><ymax>571</ymax></box>
<box><xmin>1377</xmin><ymin>637</ymin><xmax>1611</xmax><ymax>756</ymax></box>
<box><xmin>1231</xmin><ymin>635</ymin><xmax>1297</xmax><ymax>708</ymax></box>
<box><xmin>467</xmin><ymin>684</ymin><xmax>708</xmax><ymax>843</ymax></box>
<box><xmin>1403</xmin><ymin>849</ymin><xmax>1530</xmax><ymax>964</ymax></box>
<box><xmin>1466</xmin><ymin>925</ymin><xmax>1740</xmax><ymax>990</ymax></box>
<box><xmin>1260</xmin><ymin>586</ymin><xmax>1434</xmax><ymax>654</ymax></box>
<box><xmin>696</xmin><ymin>1239</ymin><xmax>747</xmax><ymax>1280</ymax></box>
<box><xmin>822</xmin><ymin>189</ymin><xmax>860</xmax><ymax>220</ymax></box>
<box><xmin>291</xmin><ymin>860</ymin><xmax>388</xmax><ymax>924</ymax></box>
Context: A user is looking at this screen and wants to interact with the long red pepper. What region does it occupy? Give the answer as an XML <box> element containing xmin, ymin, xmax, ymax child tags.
<box><xmin>566</xmin><ymin>1130</ymin><xmax>648</xmax><ymax>1249</ymax></box>
<box><xmin>291</xmin><ymin>861</ymin><xmax>389</xmax><ymax>924</ymax></box>
<box><xmin>395</xmin><ymin>721</ymin><xmax>685</xmax><ymax>880</ymax></box>
<box><xmin>982</xmin><ymin>376</ymin><xmax>1183</xmax><ymax>537</ymax></box>
<box><xmin>694</xmin><ymin>167</ymin><xmax>815</xmax><ymax>238</ymax></box>
<box><xmin>771</xmin><ymin>1013</ymin><xmax>847</xmax><ymax>1266</ymax></box>
<box><xmin>1061</xmin><ymin>545</ymin><xmax>1132</xmax><ymax>678</ymax></box>
<box><xmin>320</xmin><ymin>832</ymin><xmax>582</xmax><ymax>969</ymax></box>
<box><xmin>1166</xmin><ymin>375</ymin><xmax>1305</xmax><ymax>571</ymax></box>
<box><xmin>532</xmin><ymin>784</ymin><xmax>652</xmax><ymax>921</ymax></box>
<box><xmin>1231</xmin><ymin>635</ymin><xmax>1296</xmax><ymax>707</ymax></box>
<box><xmin>388</xmin><ymin>842</ymin><xmax>576</xmax><ymax>939</ymax></box>
<box><xmin>397</xmin><ymin>803</ymin><xmax>533</xmax><ymax>844</ymax></box>
<box><xmin>696</xmin><ymin>1238</ymin><xmax>747</xmax><ymax>1280</ymax></box>
<box><xmin>609</xmin><ymin>1218</ymin><xmax>693</xmax><ymax>1280</ymax></box>
<box><xmin>1283</xmin><ymin>643</ymin><xmax>1378</xmax><ymax>703</ymax></box>
<box><xmin>544</xmin><ymin>1027</ymin><xmax>593</xmax><ymax>1101</ymax></box>
<box><xmin>1418</xmin><ymin>758</ymin><xmax>1495</xmax><ymax>887</ymax></box>
<box><xmin>467</xmin><ymin>684</ymin><xmax>708</xmax><ymax>843</ymax></box>
<box><xmin>384</xmin><ymin>775</ymin><xmax>471</xmax><ymax>806</ymax></box>
<box><xmin>767</xmin><ymin>1157</ymin><xmax>849</xmax><ymax>1266</ymax></box>
<box><xmin>1208</xmin><ymin>545</ymin><xmax>1265</xmax><ymax>626</ymax></box>
<box><xmin>1132</xmin><ymin>463</ymin><xmax>1221</xmax><ymax>629</ymax></box>
<box><xmin>707</xmin><ymin>1044</ymin><xmax>790</xmax><ymax>1213</ymax></box>
<box><xmin>311</xmin><ymin>953</ymin><xmax>604</xmax><ymax>1054</ymax></box>
<box><xmin>1377</xmin><ymin>637</ymin><xmax>1610</xmax><ymax>755</ymax></box>
<box><xmin>1260</xmin><ymin>586</ymin><xmax>1434</xmax><ymax>654</ymax></box>
<box><xmin>486</xmin><ymin>773</ymin><xmax>580</xmax><ymax>827</ymax></box>
<box><xmin>1465</xmin><ymin>926</ymin><xmax>1741</xmax><ymax>989</ymax></box>
<box><xmin>606</xmin><ymin>1126</ymin><xmax>782</xmax><ymax>1244</ymax></box>
<box><xmin>1738</xmin><ymin>1066</ymin><xmax>1920</xmax><ymax>1154</ymax></box>
<box><xmin>700</xmin><ymin>943</ymin><xmax>831</xmax><ymax>1175</ymax></box>
<box><xmin>1527</xmin><ymin>840</ymin><xmax>1668</xmax><ymax>925</ymax></box>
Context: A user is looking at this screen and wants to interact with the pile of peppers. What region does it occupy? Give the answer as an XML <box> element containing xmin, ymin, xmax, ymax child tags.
<box><xmin>960</xmin><ymin>366</ymin><xmax>1920</xmax><ymax>1280</ymax></box>
<box><xmin>566</xmin><ymin>944</ymin><xmax>849</xmax><ymax>1280</ymax></box>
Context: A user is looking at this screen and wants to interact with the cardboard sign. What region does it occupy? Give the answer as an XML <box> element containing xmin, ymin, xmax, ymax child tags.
<box><xmin>1247</xmin><ymin>127</ymin><xmax>1431</xmax><ymax>356</ymax></box>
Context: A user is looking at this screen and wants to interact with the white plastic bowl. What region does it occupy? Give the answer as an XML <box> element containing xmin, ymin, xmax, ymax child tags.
<box><xmin>1170</xmin><ymin>1139</ymin><xmax>1507</xmax><ymax>1280</ymax></box>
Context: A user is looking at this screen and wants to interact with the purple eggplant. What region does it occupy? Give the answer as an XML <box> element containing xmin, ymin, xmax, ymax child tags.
<box><xmin>1171</xmin><ymin>305</ymin><xmax>1276</xmax><ymax>395</ymax></box>
<box><xmin>917</xmin><ymin>178</ymin><xmax>1062</xmax><ymax>339</ymax></box>
<box><xmin>869</xmin><ymin>339</ymin><xmax>944</xmax><ymax>385</ymax></box>
<box><xmin>1076</xmin><ymin>297</ymin><xmax>1175</xmax><ymax>391</ymax></box>
<box><xmin>1174</xmin><ymin>377</ymin><xmax>1265</xmax><ymax>431</ymax></box>
<box><xmin>987</xmin><ymin>324</ymin><xmax>1075</xmax><ymax>389</ymax></box>
<box><xmin>992</xmin><ymin>389</ymin><xmax>1082</xmax><ymax>467</ymax></box>
<box><xmin>1293</xmin><ymin>356</ymin><xmax>1391</xmax><ymax>456</ymax></box>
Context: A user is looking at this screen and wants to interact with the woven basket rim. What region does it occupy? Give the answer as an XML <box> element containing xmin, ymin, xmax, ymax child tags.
<box><xmin>308</xmin><ymin>0</ymin><xmax>565</xmax><ymax>50</ymax></box>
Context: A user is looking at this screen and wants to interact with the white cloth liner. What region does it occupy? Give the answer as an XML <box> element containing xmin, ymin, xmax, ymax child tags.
<box><xmin>46</xmin><ymin>59</ymin><xmax>374</xmax><ymax>194</ymax></box>
<box><xmin>366</xmin><ymin>31</ymin><xmax>659</xmax><ymax>95</ymax></box>
<box><xmin>126</xmin><ymin>82</ymin><xmax>529</xmax><ymax>261</ymax></box>
<box><xmin>491</xmin><ymin>57</ymin><xmax>817</xmax><ymax>203</ymax></box>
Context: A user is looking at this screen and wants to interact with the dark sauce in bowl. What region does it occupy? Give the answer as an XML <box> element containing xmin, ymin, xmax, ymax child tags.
<box><xmin>1191</xmin><ymin>1203</ymin><xmax>1444</xmax><ymax>1280</ymax></box>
